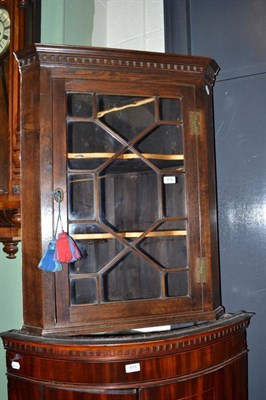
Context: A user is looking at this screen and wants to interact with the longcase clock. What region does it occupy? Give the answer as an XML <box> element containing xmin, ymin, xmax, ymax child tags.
<box><xmin>0</xmin><ymin>0</ymin><xmax>41</xmax><ymax>258</ymax></box>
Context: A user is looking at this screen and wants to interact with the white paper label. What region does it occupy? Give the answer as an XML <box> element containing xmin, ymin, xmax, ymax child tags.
<box><xmin>11</xmin><ymin>361</ymin><xmax>20</xmax><ymax>370</ymax></box>
<box><xmin>133</xmin><ymin>325</ymin><xmax>171</xmax><ymax>333</ymax></box>
<box><xmin>125</xmin><ymin>362</ymin><xmax>140</xmax><ymax>373</ymax></box>
<box><xmin>163</xmin><ymin>176</ymin><xmax>176</xmax><ymax>184</ymax></box>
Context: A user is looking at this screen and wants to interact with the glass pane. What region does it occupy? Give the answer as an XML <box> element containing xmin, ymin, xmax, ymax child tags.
<box><xmin>71</xmin><ymin>278</ymin><xmax>97</xmax><ymax>304</ymax></box>
<box><xmin>68</xmin><ymin>174</ymin><xmax>94</xmax><ymax>220</ymax></box>
<box><xmin>166</xmin><ymin>271</ymin><xmax>188</xmax><ymax>297</ymax></box>
<box><xmin>100</xmin><ymin>159</ymin><xmax>158</xmax><ymax>232</ymax></box>
<box><xmin>97</xmin><ymin>95</ymin><xmax>155</xmax><ymax>141</ymax></box>
<box><xmin>135</xmin><ymin>125</ymin><xmax>183</xmax><ymax>170</ymax></box>
<box><xmin>67</xmin><ymin>121</ymin><xmax>123</xmax><ymax>169</ymax></box>
<box><xmin>159</xmin><ymin>98</ymin><xmax>181</xmax><ymax>121</ymax></box>
<box><xmin>70</xmin><ymin>238</ymin><xmax>126</xmax><ymax>274</ymax></box>
<box><xmin>156</xmin><ymin>220</ymin><xmax>187</xmax><ymax>230</ymax></box>
<box><xmin>102</xmin><ymin>252</ymin><xmax>161</xmax><ymax>302</ymax></box>
<box><xmin>69</xmin><ymin>223</ymin><xmax>111</xmax><ymax>235</ymax></box>
<box><xmin>138</xmin><ymin>224</ymin><xmax>187</xmax><ymax>268</ymax></box>
<box><xmin>67</xmin><ymin>93</ymin><xmax>93</xmax><ymax>117</ymax></box>
<box><xmin>163</xmin><ymin>174</ymin><xmax>186</xmax><ymax>217</ymax></box>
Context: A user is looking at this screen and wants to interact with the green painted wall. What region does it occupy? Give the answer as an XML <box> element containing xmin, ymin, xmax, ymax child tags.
<box><xmin>0</xmin><ymin>247</ymin><xmax>23</xmax><ymax>400</ymax></box>
<box><xmin>0</xmin><ymin>2</ymin><xmax>95</xmax><ymax>399</ymax></box>
<box><xmin>41</xmin><ymin>0</ymin><xmax>94</xmax><ymax>45</ymax></box>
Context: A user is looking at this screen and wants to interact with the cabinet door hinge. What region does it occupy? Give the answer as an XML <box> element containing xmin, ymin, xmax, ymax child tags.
<box><xmin>190</xmin><ymin>111</ymin><xmax>201</xmax><ymax>135</ymax></box>
<box><xmin>196</xmin><ymin>257</ymin><xmax>207</xmax><ymax>283</ymax></box>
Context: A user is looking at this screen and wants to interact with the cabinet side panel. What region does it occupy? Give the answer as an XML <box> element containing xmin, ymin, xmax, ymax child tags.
<box><xmin>21</xmin><ymin>67</ymin><xmax>43</xmax><ymax>327</ymax></box>
<box><xmin>20</xmin><ymin>67</ymin><xmax>55</xmax><ymax>329</ymax></box>
<box><xmin>204</xmin><ymin>87</ymin><xmax>221</xmax><ymax>309</ymax></box>
<box><xmin>196</xmin><ymin>82</ymin><xmax>221</xmax><ymax>310</ymax></box>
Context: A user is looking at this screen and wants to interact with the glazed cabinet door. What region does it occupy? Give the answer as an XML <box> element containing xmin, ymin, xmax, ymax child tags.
<box><xmin>51</xmin><ymin>76</ymin><xmax>205</xmax><ymax>333</ymax></box>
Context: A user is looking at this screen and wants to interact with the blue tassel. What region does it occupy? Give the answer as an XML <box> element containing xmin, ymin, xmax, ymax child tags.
<box><xmin>38</xmin><ymin>239</ymin><xmax>62</xmax><ymax>272</ymax></box>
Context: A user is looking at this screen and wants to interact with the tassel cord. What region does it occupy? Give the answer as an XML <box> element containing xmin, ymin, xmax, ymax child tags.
<box><xmin>50</xmin><ymin>190</ymin><xmax>64</xmax><ymax>239</ymax></box>
<box><xmin>54</xmin><ymin>198</ymin><xmax>64</xmax><ymax>239</ymax></box>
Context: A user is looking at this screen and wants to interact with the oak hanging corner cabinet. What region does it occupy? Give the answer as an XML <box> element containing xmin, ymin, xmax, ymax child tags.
<box><xmin>17</xmin><ymin>44</ymin><xmax>224</xmax><ymax>336</ymax></box>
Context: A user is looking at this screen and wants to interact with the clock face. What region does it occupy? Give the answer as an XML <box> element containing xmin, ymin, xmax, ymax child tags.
<box><xmin>0</xmin><ymin>8</ymin><xmax>10</xmax><ymax>57</ymax></box>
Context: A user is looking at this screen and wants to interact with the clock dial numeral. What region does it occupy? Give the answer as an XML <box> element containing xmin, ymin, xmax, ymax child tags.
<box><xmin>0</xmin><ymin>8</ymin><xmax>10</xmax><ymax>56</ymax></box>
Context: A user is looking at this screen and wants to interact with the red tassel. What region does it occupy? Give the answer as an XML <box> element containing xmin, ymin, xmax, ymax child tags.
<box><xmin>54</xmin><ymin>232</ymin><xmax>81</xmax><ymax>263</ymax></box>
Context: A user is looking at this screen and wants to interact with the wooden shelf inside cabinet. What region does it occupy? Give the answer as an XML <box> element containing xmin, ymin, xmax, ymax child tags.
<box><xmin>72</xmin><ymin>230</ymin><xmax>187</xmax><ymax>240</ymax></box>
<box><xmin>68</xmin><ymin>152</ymin><xmax>185</xmax><ymax>161</ymax></box>
<box><xmin>67</xmin><ymin>153</ymin><xmax>185</xmax><ymax>172</ymax></box>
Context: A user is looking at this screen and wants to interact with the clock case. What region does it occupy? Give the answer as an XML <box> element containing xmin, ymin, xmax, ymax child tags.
<box><xmin>16</xmin><ymin>44</ymin><xmax>223</xmax><ymax>336</ymax></box>
<box><xmin>0</xmin><ymin>0</ymin><xmax>41</xmax><ymax>259</ymax></box>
